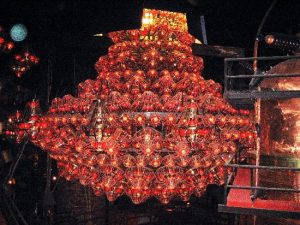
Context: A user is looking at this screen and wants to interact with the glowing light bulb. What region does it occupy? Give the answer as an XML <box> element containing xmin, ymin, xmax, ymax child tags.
<box><xmin>10</xmin><ymin>24</ymin><xmax>27</xmax><ymax>42</ymax></box>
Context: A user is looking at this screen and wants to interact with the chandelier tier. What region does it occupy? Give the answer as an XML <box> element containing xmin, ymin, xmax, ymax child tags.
<box><xmin>7</xmin><ymin>9</ymin><xmax>255</xmax><ymax>204</ymax></box>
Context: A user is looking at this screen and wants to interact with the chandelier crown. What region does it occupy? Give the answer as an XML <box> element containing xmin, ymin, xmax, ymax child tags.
<box><xmin>141</xmin><ymin>8</ymin><xmax>188</xmax><ymax>32</ymax></box>
<box><xmin>109</xmin><ymin>8</ymin><xmax>194</xmax><ymax>45</ymax></box>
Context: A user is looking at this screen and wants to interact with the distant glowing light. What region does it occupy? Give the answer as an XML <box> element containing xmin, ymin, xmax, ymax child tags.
<box><xmin>165</xmin><ymin>208</ymin><xmax>173</xmax><ymax>212</ymax></box>
<box><xmin>142</xmin><ymin>12</ymin><xmax>154</xmax><ymax>26</ymax></box>
<box><xmin>94</xmin><ymin>33</ymin><xmax>104</xmax><ymax>37</ymax></box>
<box><xmin>10</xmin><ymin>24</ymin><xmax>28</xmax><ymax>42</ymax></box>
<box><xmin>8</xmin><ymin>178</ymin><xmax>16</xmax><ymax>185</ymax></box>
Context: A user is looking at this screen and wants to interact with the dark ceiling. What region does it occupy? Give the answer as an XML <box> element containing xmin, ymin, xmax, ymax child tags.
<box><xmin>1</xmin><ymin>0</ymin><xmax>298</xmax><ymax>47</ymax></box>
<box><xmin>0</xmin><ymin>0</ymin><xmax>299</xmax><ymax>110</ymax></box>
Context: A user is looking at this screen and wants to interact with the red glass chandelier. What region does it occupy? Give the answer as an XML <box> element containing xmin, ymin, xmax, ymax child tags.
<box><xmin>7</xmin><ymin>9</ymin><xmax>255</xmax><ymax>204</ymax></box>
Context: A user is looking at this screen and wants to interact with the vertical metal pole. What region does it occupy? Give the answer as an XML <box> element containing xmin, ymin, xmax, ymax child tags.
<box><xmin>224</xmin><ymin>166</ymin><xmax>228</xmax><ymax>205</ymax></box>
<box><xmin>224</xmin><ymin>59</ymin><xmax>228</xmax><ymax>97</ymax></box>
<box><xmin>200</xmin><ymin>16</ymin><xmax>208</xmax><ymax>45</ymax></box>
<box><xmin>254</xmin><ymin>87</ymin><xmax>261</xmax><ymax>192</ymax></box>
<box><xmin>253</xmin><ymin>40</ymin><xmax>259</xmax><ymax>74</ymax></box>
<box><xmin>252</xmin><ymin>0</ymin><xmax>278</xmax><ymax>73</ymax></box>
<box><xmin>253</xmin><ymin>215</ymin><xmax>257</xmax><ymax>225</ymax></box>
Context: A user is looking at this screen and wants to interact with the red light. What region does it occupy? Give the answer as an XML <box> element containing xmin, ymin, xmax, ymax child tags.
<box><xmin>6</xmin><ymin>42</ymin><xmax>14</xmax><ymax>50</ymax></box>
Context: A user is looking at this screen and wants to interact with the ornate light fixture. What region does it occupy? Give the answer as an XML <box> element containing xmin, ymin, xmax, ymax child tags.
<box><xmin>6</xmin><ymin>9</ymin><xmax>255</xmax><ymax>204</ymax></box>
<box><xmin>0</xmin><ymin>25</ymin><xmax>14</xmax><ymax>53</ymax></box>
<box><xmin>11</xmin><ymin>51</ymin><xmax>39</xmax><ymax>77</ymax></box>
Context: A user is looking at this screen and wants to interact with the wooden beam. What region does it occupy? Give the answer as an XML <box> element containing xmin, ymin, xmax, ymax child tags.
<box><xmin>192</xmin><ymin>43</ymin><xmax>245</xmax><ymax>58</ymax></box>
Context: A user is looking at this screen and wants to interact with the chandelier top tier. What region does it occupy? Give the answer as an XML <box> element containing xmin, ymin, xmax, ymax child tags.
<box><xmin>141</xmin><ymin>9</ymin><xmax>188</xmax><ymax>31</ymax></box>
<box><xmin>108</xmin><ymin>9</ymin><xmax>193</xmax><ymax>45</ymax></box>
<box><xmin>7</xmin><ymin>9</ymin><xmax>255</xmax><ymax>204</ymax></box>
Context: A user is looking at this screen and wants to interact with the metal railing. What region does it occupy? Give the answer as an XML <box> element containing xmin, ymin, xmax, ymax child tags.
<box><xmin>223</xmin><ymin>55</ymin><xmax>300</xmax><ymax>100</ymax></box>
<box><xmin>222</xmin><ymin>155</ymin><xmax>300</xmax><ymax>206</ymax></box>
<box><xmin>219</xmin><ymin>55</ymin><xmax>300</xmax><ymax>219</ymax></box>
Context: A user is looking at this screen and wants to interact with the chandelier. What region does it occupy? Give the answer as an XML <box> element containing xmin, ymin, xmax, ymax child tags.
<box><xmin>6</xmin><ymin>9</ymin><xmax>255</xmax><ymax>204</ymax></box>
